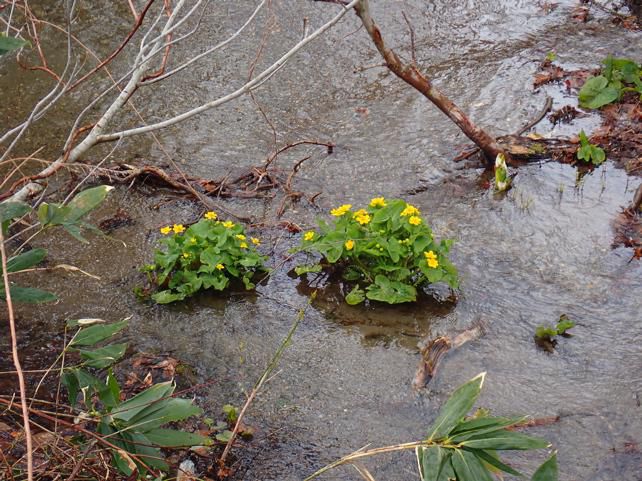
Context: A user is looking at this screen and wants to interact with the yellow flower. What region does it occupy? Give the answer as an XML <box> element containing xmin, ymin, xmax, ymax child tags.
<box><xmin>400</xmin><ymin>204</ymin><xmax>420</xmax><ymax>217</ymax></box>
<box><xmin>251</xmin><ymin>237</ymin><xmax>260</xmax><ymax>245</ymax></box>
<box><xmin>424</xmin><ymin>251</ymin><xmax>439</xmax><ymax>268</ymax></box>
<box><xmin>173</xmin><ymin>224</ymin><xmax>185</xmax><ymax>234</ymax></box>
<box><xmin>370</xmin><ymin>196</ymin><xmax>387</xmax><ymax>208</ymax></box>
<box><xmin>222</xmin><ymin>221</ymin><xmax>235</xmax><ymax>228</ymax></box>
<box><xmin>408</xmin><ymin>215</ymin><xmax>422</xmax><ymax>226</ymax></box>
<box><xmin>160</xmin><ymin>226</ymin><xmax>172</xmax><ymax>235</ymax></box>
<box><xmin>330</xmin><ymin>204</ymin><xmax>352</xmax><ymax>216</ymax></box>
<box><xmin>182</xmin><ymin>252</ymin><xmax>191</xmax><ymax>259</ymax></box>
<box><xmin>189</xmin><ymin>237</ymin><xmax>197</xmax><ymax>244</ymax></box>
<box><xmin>304</xmin><ymin>231</ymin><xmax>315</xmax><ymax>241</ymax></box>
<box><xmin>239</xmin><ymin>242</ymin><xmax>248</xmax><ymax>249</ymax></box>
<box><xmin>353</xmin><ymin>209</ymin><xmax>371</xmax><ymax>225</ymax></box>
<box><xmin>216</xmin><ymin>263</ymin><xmax>225</xmax><ymax>270</ymax></box>
<box><xmin>204</xmin><ymin>211</ymin><xmax>217</xmax><ymax>220</ymax></box>
<box><xmin>235</xmin><ymin>234</ymin><xmax>246</xmax><ymax>241</ymax></box>
<box><xmin>345</xmin><ymin>239</ymin><xmax>355</xmax><ymax>250</ymax></box>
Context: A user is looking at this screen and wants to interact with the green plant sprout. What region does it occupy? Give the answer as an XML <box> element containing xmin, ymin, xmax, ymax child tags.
<box><xmin>576</xmin><ymin>130</ymin><xmax>606</xmax><ymax>166</ymax></box>
<box><xmin>294</xmin><ymin>197</ymin><xmax>459</xmax><ymax>304</ymax></box>
<box><xmin>142</xmin><ymin>211</ymin><xmax>267</xmax><ymax>304</ymax></box>
<box><xmin>535</xmin><ymin>314</ymin><xmax>576</xmax><ymax>342</ymax></box>
<box><xmin>578</xmin><ymin>55</ymin><xmax>642</xmax><ymax>109</ymax></box>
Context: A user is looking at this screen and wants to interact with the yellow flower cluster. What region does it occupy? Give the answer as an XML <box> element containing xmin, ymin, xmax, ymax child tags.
<box><xmin>160</xmin><ymin>224</ymin><xmax>185</xmax><ymax>235</ymax></box>
<box><xmin>216</xmin><ymin>263</ymin><xmax>225</xmax><ymax>270</ymax></box>
<box><xmin>400</xmin><ymin>204</ymin><xmax>420</xmax><ymax>217</ymax></box>
<box><xmin>370</xmin><ymin>196</ymin><xmax>387</xmax><ymax>208</ymax></box>
<box><xmin>236</xmin><ymin>234</ymin><xmax>246</xmax><ymax>241</ymax></box>
<box><xmin>251</xmin><ymin>237</ymin><xmax>260</xmax><ymax>245</ymax></box>
<box><xmin>345</xmin><ymin>239</ymin><xmax>355</xmax><ymax>250</ymax></box>
<box><xmin>222</xmin><ymin>221</ymin><xmax>235</xmax><ymax>228</ymax></box>
<box><xmin>304</xmin><ymin>231</ymin><xmax>315</xmax><ymax>241</ymax></box>
<box><xmin>330</xmin><ymin>204</ymin><xmax>352</xmax><ymax>216</ymax></box>
<box><xmin>239</xmin><ymin>242</ymin><xmax>248</xmax><ymax>249</ymax></box>
<box><xmin>424</xmin><ymin>250</ymin><xmax>439</xmax><ymax>269</ymax></box>
<box><xmin>408</xmin><ymin>215</ymin><xmax>422</xmax><ymax>226</ymax></box>
<box><xmin>353</xmin><ymin>209</ymin><xmax>371</xmax><ymax>225</ymax></box>
<box><xmin>204</xmin><ymin>211</ymin><xmax>217</xmax><ymax>220</ymax></box>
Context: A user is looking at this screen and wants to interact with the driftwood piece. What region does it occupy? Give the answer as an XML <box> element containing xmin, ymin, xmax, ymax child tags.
<box><xmin>412</xmin><ymin>320</ymin><xmax>487</xmax><ymax>389</ymax></box>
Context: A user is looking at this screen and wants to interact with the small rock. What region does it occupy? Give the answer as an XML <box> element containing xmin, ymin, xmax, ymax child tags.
<box><xmin>177</xmin><ymin>459</ymin><xmax>196</xmax><ymax>481</ymax></box>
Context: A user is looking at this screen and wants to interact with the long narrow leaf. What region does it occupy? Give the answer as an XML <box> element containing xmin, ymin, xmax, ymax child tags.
<box><xmin>532</xmin><ymin>453</ymin><xmax>558</xmax><ymax>481</ymax></box>
<box><xmin>5</xmin><ymin>248</ymin><xmax>47</xmax><ymax>272</ymax></box>
<box><xmin>65</xmin><ymin>185</ymin><xmax>114</xmax><ymax>222</ymax></box>
<box><xmin>1</xmin><ymin>285</ymin><xmax>57</xmax><ymax>303</ymax></box>
<box><xmin>71</xmin><ymin>319</ymin><xmax>128</xmax><ymax>346</ymax></box>
<box><xmin>428</xmin><ymin>372</ymin><xmax>485</xmax><ymax>441</ymax></box>
<box><xmin>471</xmin><ymin>448</ymin><xmax>522</xmax><ymax>476</ymax></box>
<box><xmin>450</xmin><ymin>417</ymin><xmax>525</xmax><ymax>442</ymax></box>
<box><xmin>143</xmin><ymin>428</ymin><xmax>209</xmax><ymax>447</ymax></box>
<box><xmin>128</xmin><ymin>398</ymin><xmax>202</xmax><ymax>432</ymax></box>
<box><xmin>461</xmin><ymin>429</ymin><xmax>550</xmax><ymax>451</ymax></box>
<box><xmin>78</xmin><ymin>343</ymin><xmax>127</xmax><ymax>368</ymax></box>
<box><xmin>111</xmin><ymin>381</ymin><xmax>175</xmax><ymax>423</ymax></box>
<box><xmin>451</xmin><ymin>449</ymin><xmax>494</xmax><ymax>481</ymax></box>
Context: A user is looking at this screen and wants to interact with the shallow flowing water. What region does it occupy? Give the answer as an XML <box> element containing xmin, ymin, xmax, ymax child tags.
<box><xmin>2</xmin><ymin>1</ymin><xmax>641</xmax><ymax>480</ymax></box>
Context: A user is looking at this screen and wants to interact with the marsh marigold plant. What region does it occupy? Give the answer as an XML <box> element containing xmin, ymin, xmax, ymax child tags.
<box><xmin>143</xmin><ymin>212</ymin><xmax>267</xmax><ymax>304</ymax></box>
<box><xmin>295</xmin><ymin>198</ymin><xmax>459</xmax><ymax>304</ymax></box>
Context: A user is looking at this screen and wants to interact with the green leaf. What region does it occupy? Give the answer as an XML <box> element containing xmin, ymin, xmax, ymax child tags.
<box><xmin>556</xmin><ymin>315</ymin><xmax>575</xmax><ymax>334</ymax></box>
<box><xmin>78</xmin><ymin>343</ymin><xmax>127</xmax><ymax>368</ymax></box>
<box><xmin>111</xmin><ymin>381</ymin><xmax>175</xmax><ymax>423</ymax></box>
<box><xmin>531</xmin><ymin>453</ymin><xmax>558</xmax><ymax>481</ymax></box>
<box><xmin>0</xmin><ymin>35</ymin><xmax>29</xmax><ymax>55</ymax></box>
<box><xmin>451</xmin><ymin>449</ymin><xmax>494</xmax><ymax>481</ymax></box>
<box><xmin>345</xmin><ymin>285</ymin><xmax>366</xmax><ymax>305</ymax></box>
<box><xmin>366</xmin><ymin>275</ymin><xmax>416</xmax><ymax>304</ymax></box>
<box><xmin>294</xmin><ymin>264</ymin><xmax>322</xmax><ymax>276</ymax></box>
<box><xmin>129</xmin><ymin>398</ymin><xmax>203</xmax><ymax>431</ymax></box>
<box><xmin>98</xmin><ymin>370</ymin><xmax>121</xmax><ymax>409</ymax></box>
<box><xmin>1</xmin><ymin>285</ymin><xmax>57</xmax><ymax>303</ymax></box>
<box><xmin>0</xmin><ymin>201</ymin><xmax>30</xmax><ymax>223</ymax></box>
<box><xmin>417</xmin><ymin>446</ymin><xmax>452</xmax><ymax>481</ymax></box>
<box><xmin>71</xmin><ymin>319</ymin><xmax>128</xmax><ymax>346</ymax></box>
<box><xmin>5</xmin><ymin>248</ymin><xmax>47</xmax><ymax>273</ymax></box>
<box><xmin>152</xmin><ymin>290</ymin><xmax>186</xmax><ymax>304</ymax></box>
<box><xmin>223</xmin><ymin>404</ymin><xmax>238</xmax><ymax>423</ymax></box>
<box><xmin>215</xmin><ymin>430</ymin><xmax>233</xmax><ymax>443</ymax></box>
<box><xmin>126</xmin><ymin>431</ymin><xmax>168</xmax><ymax>471</ymax></box>
<box><xmin>578</xmin><ymin>75</ymin><xmax>620</xmax><ymax>108</ymax></box>
<box><xmin>460</xmin><ymin>429</ymin><xmax>550</xmax><ymax>451</ymax></box>
<box><xmin>450</xmin><ymin>416</ymin><xmax>525</xmax><ymax>442</ymax></box>
<box><xmin>61</xmin><ymin>371</ymin><xmax>80</xmax><ymax>406</ymax></box>
<box><xmin>144</xmin><ymin>428</ymin><xmax>209</xmax><ymax>447</ymax></box>
<box><xmin>65</xmin><ymin>185</ymin><xmax>114</xmax><ymax>222</ymax></box>
<box><xmin>472</xmin><ymin>449</ymin><xmax>522</xmax><ymax>476</ymax></box>
<box><xmin>428</xmin><ymin>372</ymin><xmax>485</xmax><ymax>441</ymax></box>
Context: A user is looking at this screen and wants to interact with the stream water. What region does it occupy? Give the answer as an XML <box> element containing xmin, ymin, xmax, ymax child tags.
<box><xmin>1</xmin><ymin>1</ymin><xmax>641</xmax><ymax>480</ymax></box>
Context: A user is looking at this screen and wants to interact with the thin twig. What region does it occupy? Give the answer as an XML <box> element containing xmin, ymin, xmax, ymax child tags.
<box><xmin>0</xmin><ymin>228</ymin><xmax>33</xmax><ymax>481</ymax></box>
<box><xmin>217</xmin><ymin>293</ymin><xmax>315</xmax><ymax>471</ymax></box>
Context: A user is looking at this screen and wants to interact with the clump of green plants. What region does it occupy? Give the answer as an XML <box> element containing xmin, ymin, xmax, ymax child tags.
<box><xmin>294</xmin><ymin>197</ymin><xmax>458</xmax><ymax>305</ymax></box>
<box><xmin>578</xmin><ymin>55</ymin><xmax>642</xmax><ymax>109</ymax></box>
<box><xmin>535</xmin><ymin>314</ymin><xmax>575</xmax><ymax>351</ymax></box>
<box><xmin>306</xmin><ymin>373</ymin><xmax>558</xmax><ymax>481</ymax></box>
<box><xmin>576</xmin><ymin>130</ymin><xmax>606</xmax><ymax>166</ymax></box>
<box><xmin>142</xmin><ymin>211</ymin><xmax>267</xmax><ymax>304</ymax></box>
<box><xmin>61</xmin><ymin>318</ymin><xmax>209</xmax><ymax>476</ymax></box>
